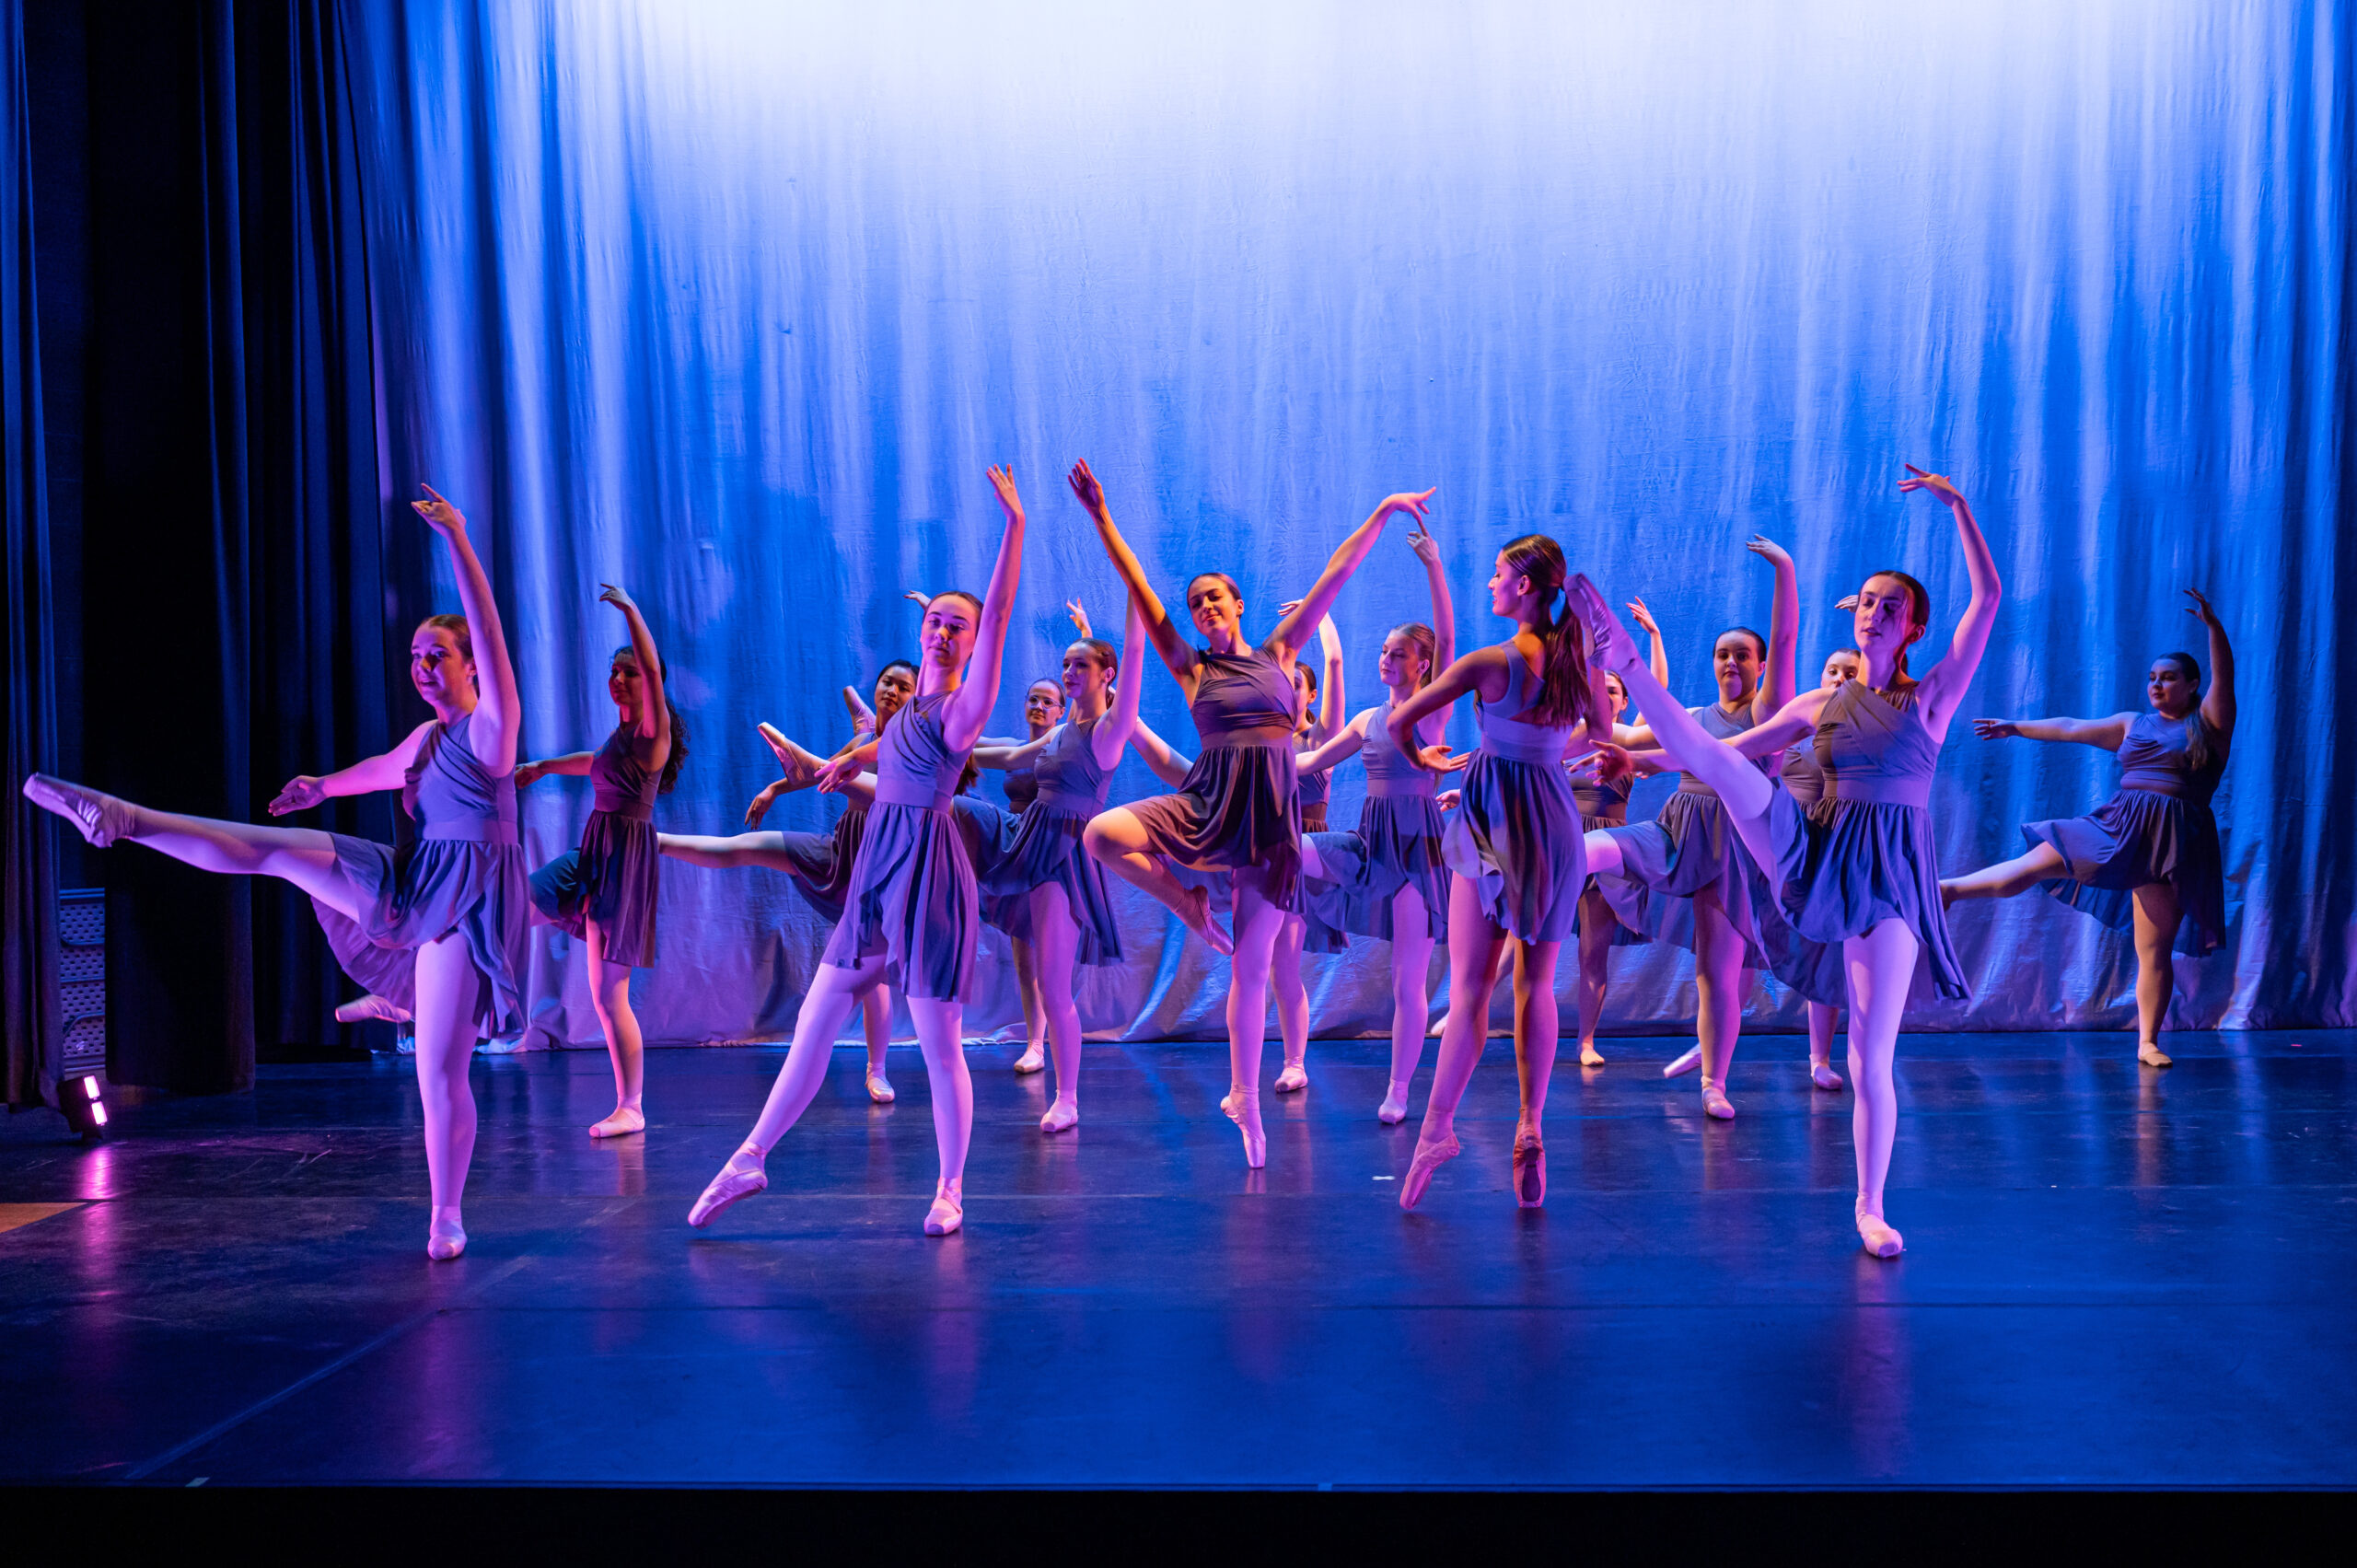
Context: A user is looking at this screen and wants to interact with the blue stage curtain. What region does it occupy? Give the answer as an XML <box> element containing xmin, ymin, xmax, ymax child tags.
<box><xmin>346</xmin><ymin>0</ymin><xmax>2353</xmax><ymax>1042</ymax></box>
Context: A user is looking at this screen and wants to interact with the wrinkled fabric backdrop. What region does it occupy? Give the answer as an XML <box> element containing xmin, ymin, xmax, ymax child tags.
<box><xmin>345</xmin><ymin>0</ymin><xmax>2351</xmax><ymax>1046</ymax></box>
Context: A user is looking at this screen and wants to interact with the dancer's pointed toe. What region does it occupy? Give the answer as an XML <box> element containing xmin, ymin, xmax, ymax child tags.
<box><xmin>1663</xmin><ymin>1045</ymin><xmax>1702</xmax><ymax>1078</ymax></box>
<box><xmin>688</xmin><ymin>1147</ymin><xmax>767</xmax><ymax>1227</ymax></box>
<box><xmin>923</xmin><ymin>1179</ymin><xmax>964</xmax><ymax>1236</ymax></box>
<box><xmin>1224</xmin><ymin>1084</ymin><xmax>1266</xmax><ymax>1167</ymax></box>
<box><xmin>1399</xmin><ymin>1131</ymin><xmax>1460</xmax><ymax>1210</ymax></box>
<box><xmin>1512</xmin><ymin>1130</ymin><xmax>1547</xmax><ymax>1208</ymax></box>
<box><xmin>22</xmin><ymin>774</ymin><xmax>135</xmax><ymax>848</ymax></box>
<box><xmin>334</xmin><ymin>993</ymin><xmax>413</xmax><ymax>1025</ymax></box>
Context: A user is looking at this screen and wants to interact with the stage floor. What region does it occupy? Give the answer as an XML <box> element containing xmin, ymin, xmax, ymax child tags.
<box><xmin>2</xmin><ymin>1031</ymin><xmax>2351</xmax><ymax>1488</ymax></box>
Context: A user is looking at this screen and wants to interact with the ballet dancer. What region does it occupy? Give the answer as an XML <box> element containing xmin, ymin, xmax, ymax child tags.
<box><xmin>1940</xmin><ymin>588</ymin><xmax>2234</xmax><ymax>1066</ymax></box>
<box><xmin>689</xmin><ymin>465</ymin><xmax>1028</xmax><ymax>1237</ymax></box>
<box><xmin>1589</xmin><ymin>538</ymin><xmax>1797</xmax><ymax>1119</ymax></box>
<box><xmin>660</xmin><ymin>660</ymin><xmax>916</xmax><ymax>1104</ymax></box>
<box><xmin>1573</xmin><ymin>465</ymin><xmax>2001</xmax><ymax>1257</ymax></box>
<box><xmin>1285</xmin><ymin>515</ymin><xmax>1463</xmax><ymax>1121</ymax></box>
<box><xmin>25</xmin><ymin>487</ymin><xmax>523</xmax><ymax>1260</ymax></box>
<box><xmin>1563</xmin><ymin>598</ymin><xmax>1671</xmax><ymax>1069</ymax></box>
<box><xmin>1390</xmin><ymin>534</ymin><xmax>1613</xmax><ymax>1209</ymax></box>
<box><xmin>1267</xmin><ymin>607</ymin><xmax>1348</xmax><ymax>1096</ymax></box>
<box><xmin>515</xmin><ymin>584</ymin><xmax>684</xmax><ymax>1138</ymax></box>
<box><xmin>1076</xmin><ymin>459</ymin><xmax>1434</xmax><ymax>1167</ymax></box>
<box><xmin>1760</xmin><ymin>645</ymin><xmax>1865</xmax><ymax>1090</ymax></box>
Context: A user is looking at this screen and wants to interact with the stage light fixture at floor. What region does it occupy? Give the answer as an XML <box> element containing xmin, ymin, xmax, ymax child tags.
<box><xmin>60</xmin><ymin>1073</ymin><xmax>108</xmax><ymax>1141</ymax></box>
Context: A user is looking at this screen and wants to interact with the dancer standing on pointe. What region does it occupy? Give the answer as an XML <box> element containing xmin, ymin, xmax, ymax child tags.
<box><xmin>658</xmin><ymin>660</ymin><xmax>918</xmax><ymax>1104</ymax></box>
<box><xmin>1939</xmin><ymin>589</ymin><xmax>2234</xmax><ymax>1066</ymax></box>
<box><xmin>1266</xmin><ymin>607</ymin><xmax>1348</xmax><ymax>1096</ymax></box>
<box><xmin>1589</xmin><ymin>539</ymin><xmax>1798</xmax><ymax>1119</ymax></box>
<box><xmin>516</xmin><ymin>584</ymin><xmax>685</xmax><ymax>1139</ymax></box>
<box><xmin>688</xmin><ymin>466</ymin><xmax>1028</xmax><ymax>1237</ymax></box>
<box><xmin>1390</xmin><ymin>534</ymin><xmax>1613</xmax><ymax>1210</ymax></box>
<box><xmin>1076</xmin><ymin>459</ymin><xmax>1434</xmax><ymax>1167</ymax></box>
<box><xmin>1286</xmin><ymin>516</ymin><xmax>1464</xmax><ymax>1122</ymax></box>
<box><xmin>25</xmin><ymin>487</ymin><xmax>524</xmax><ymax>1260</ymax></box>
<box><xmin>1563</xmin><ymin>598</ymin><xmax>1671</xmax><ymax>1069</ymax></box>
<box><xmin>1571</xmin><ymin>465</ymin><xmax>2001</xmax><ymax>1257</ymax></box>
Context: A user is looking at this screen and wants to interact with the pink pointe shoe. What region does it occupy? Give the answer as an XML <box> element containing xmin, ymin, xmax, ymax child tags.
<box><xmin>687</xmin><ymin>1146</ymin><xmax>767</xmax><ymax>1227</ymax></box>
<box><xmin>1701</xmin><ymin>1078</ymin><xmax>1736</xmax><ymax>1121</ymax></box>
<box><xmin>924</xmin><ymin>1179</ymin><xmax>964</xmax><ymax>1236</ymax></box>
<box><xmin>865</xmin><ymin>1070</ymin><xmax>896</xmax><ymax>1104</ymax></box>
<box><xmin>1039</xmin><ymin>1096</ymin><xmax>1078</xmax><ymax>1133</ymax></box>
<box><xmin>1376</xmin><ymin>1079</ymin><xmax>1411</xmax><ymax>1125</ymax></box>
<box><xmin>1811</xmin><ymin>1061</ymin><xmax>1845</xmax><ymax>1091</ymax></box>
<box><xmin>1399</xmin><ymin>1130</ymin><xmax>1460</xmax><ymax>1210</ymax></box>
<box><xmin>1012</xmin><ymin>1044</ymin><xmax>1047</xmax><ymax>1074</ymax></box>
<box><xmin>1511</xmin><ymin>1130</ymin><xmax>1547</xmax><ymax>1208</ymax></box>
<box><xmin>426</xmin><ymin>1209</ymin><xmax>467</xmax><ymax>1261</ymax></box>
<box><xmin>1564</xmin><ymin>575</ymin><xmax>1641</xmax><ymax>670</ymax></box>
<box><xmin>21</xmin><ymin>775</ymin><xmax>137</xmax><ymax>848</ymax></box>
<box><xmin>1663</xmin><ymin>1045</ymin><xmax>1702</xmax><ymax>1078</ymax></box>
<box><xmin>334</xmin><ymin>993</ymin><xmax>412</xmax><ymax>1025</ymax></box>
<box><xmin>1273</xmin><ymin>1060</ymin><xmax>1308</xmax><ymax>1094</ymax></box>
<box><xmin>1225</xmin><ymin>1085</ymin><xmax>1266</xmax><ymax>1168</ymax></box>
<box><xmin>1855</xmin><ymin>1197</ymin><xmax>1904</xmax><ymax>1259</ymax></box>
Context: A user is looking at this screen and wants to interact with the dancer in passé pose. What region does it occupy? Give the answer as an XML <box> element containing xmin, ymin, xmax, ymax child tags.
<box><xmin>1571</xmin><ymin>465</ymin><xmax>2001</xmax><ymax>1257</ymax></box>
<box><xmin>1387</xmin><ymin>535</ymin><xmax>1613</xmax><ymax>1210</ymax></box>
<box><xmin>1266</xmin><ymin>607</ymin><xmax>1349</xmax><ymax>1096</ymax></box>
<box><xmin>1563</xmin><ymin>598</ymin><xmax>1671</xmax><ymax>1069</ymax></box>
<box><xmin>1076</xmin><ymin>459</ymin><xmax>1435</xmax><ymax>1167</ymax></box>
<box><xmin>1285</xmin><ymin>517</ymin><xmax>1462</xmax><ymax>1122</ymax></box>
<box><xmin>514</xmin><ymin>584</ymin><xmax>684</xmax><ymax>1139</ymax></box>
<box><xmin>659</xmin><ymin>661</ymin><xmax>918</xmax><ymax>1104</ymax></box>
<box><xmin>688</xmin><ymin>466</ymin><xmax>1028</xmax><ymax>1237</ymax></box>
<box><xmin>26</xmin><ymin>487</ymin><xmax>524</xmax><ymax>1260</ymax></box>
<box><xmin>1589</xmin><ymin>539</ymin><xmax>1798</xmax><ymax>1119</ymax></box>
<box><xmin>1939</xmin><ymin>588</ymin><xmax>2234</xmax><ymax>1067</ymax></box>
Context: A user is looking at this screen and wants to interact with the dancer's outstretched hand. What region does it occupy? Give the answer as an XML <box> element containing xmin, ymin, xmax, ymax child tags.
<box><xmin>1066</xmin><ymin>598</ymin><xmax>1092</xmax><ymax>638</ymax></box>
<box><xmin>744</xmin><ymin>780</ymin><xmax>784</xmax><ymax>829</ymax></box>
<box><xmin>1973</xmin><ymin>718</ymin><xmax>2022</xmax><ymax>740</ymax></box>
<box><xmin>1590</xmin><ymin>740</ymin><xmax>1637</xmax><ymax>786</ymax></box>
<box><xmin>597</xmin><ymin>583</ymin><xmax>638</xmax><ymax>614</ymax></box>
<box><xmin>2183</xmin><ymin>587</ymin><xmax>2221</xmax><ymax>629</ymax></box>
<box><xmin>515</xmin><ymin>761</ymin><xmax>550</xmax><ymax>789</ymax></box>
<box><xmin>1628</xmin><ymin>596</ymin><xmax>1661</xmax><ymax>636</ymax></box>
<box><xmin>1835</xmin><ymin>594</ymin><xmax>1860</xmax><ymax>611</ymax></box>
<box><xmin>1898</xmin><ymin>464</ymin><xmax>1965</xmax><ymax>506</ymax></box>
<box><xmin>1067</xmin><ymin>459</ymin><xmax>1107</xmax><ymax>517</ymax></box>
<box><xmin>904</xmin><ymin>589</ymin><xmax>932</xmax><ymax>610</ymax></box>
<box><xmin>987</xmin><ymin>464</ymin><xmax>1024</xmax><ymax>520</ymax></box>
<box><xmin>269</xmin><ymin>775</ymin><xmax>326</xmax><ymax>815</ymax></box>
<box><xmin>1380</xmin><ymin>488</ymin><xmax>1437</xmax><ymax>522</ymax></box>
<box><xmin>1406</xmin><ymin>515</ymin><xmax>1442</xmax><ymax>566</ymax></box>
<box><xmin>815</xmin><ymin>752</ymin><xmax>864</xmax><ymax>794</ymax></box>
<box><xmin>1746</xmin><ymin>535</ymin><xmax>1793</xmax><ymax>569</ymax></box>
<box><xmin>1435</xmin><ymin>789</ymin><xmax>1462</xmax><ymax>813</ymax></box>
<box><xmin>411</xmin><ymin>484</ymin><xmax>467</xmax><ymax>536</ymax></box>
<box><xmin>1415</xmin><ymin>743</ymin><xmax>1469</xmax><ymax>775</ymax></box>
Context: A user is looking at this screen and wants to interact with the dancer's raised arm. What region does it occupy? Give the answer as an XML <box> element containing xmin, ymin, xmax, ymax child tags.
<box><xmin>1747</xmin><ymin>536</ymin><xmax>1800</xmax><ymax>718</ymax></box>
<box><xmin>1972</xmin><ymin>713</ymin><xmax>2132</xmax><ymax>750</ymax></box>
<box><xmin>1069</xmin><ymin>459</ymin><xmax>1195</xmax><ymax>686</ymax></box>
<box><xmin>1897</xmin><ymin>467</ymin><xmax>2002</xmax><ymax>738</ymax></box>
<box><xmin>601</xmin><ymin>584</ymin><xmax>671</xmax><ymax>770</ymax></box>
<box><xmin>1267</xmin><ymin>490</ymin><xmax>1434</xmax><ymax>663</ymax></box>
<box><xmin>1130</xmin><ymin>720</ymin><xmax>1194</xmax><ymax>787</ymax></box>
<box><xmin>1628</xmin><ymin>598</ymin><xmax>1672</xmax><ymax>691</ymax></box>
<box><xmin>939</xmin><ymin>467</ymin><xmax>1028</xmax><ymax>752</ymax></box>
<box><xmin>2187</xmin><ymin>588</ymin><xmax>2235</xmax><ymax>735</ymax></box>
<box><xmin>412</xmin><ymin>486</ymin><xmax>520</xmax><ymax>773</ymax></box>
<box><xmin>1090</xmin><ymin>595</ymin><xmax>1154</xmax><ymax>770</ymax></box>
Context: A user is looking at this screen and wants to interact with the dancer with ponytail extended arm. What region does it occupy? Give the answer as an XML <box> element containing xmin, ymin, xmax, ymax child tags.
<box><xmin>687</xmin><ymin>467</ymin><xmax>1028</xmax><ymax>1237</ymax></box>
<box><xmin>1568</xmin><ymin>466</ymin><xmax>2001</xmax><ymax>1257</ymax></box>
<box><xmin>1940</xmin><ymin>588</ymin><xmax>2234</xmax><ymax>1066</ymax></box>
<box><xmin>1389</xmin><ymin>534</ymin><xmax>1613</xmax><ymax>1211</ymax></box>
<box><xmin>1075</xmin><ymin>459</ymin><xmax>1434</xmax><ymax>1167</ymax></box>
<box><xmin>516</xmin><ymin>585</ymin><xmax>686</xmax><ymax>1139</ymax></box>
<box><xmin>26</xmin><ymin>487</ymin><xmax>525</xmax><ymax>1261</ymax></box>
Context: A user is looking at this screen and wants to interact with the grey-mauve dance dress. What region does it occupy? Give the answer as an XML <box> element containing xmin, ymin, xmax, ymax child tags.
<box><xmin>770</xmin><ymin>806</ymin><xmax>867</xmax><ymax>925</ymax></box>
<box><xmin>313</xmin><ymin>711</ymin><xmax>527</xmax><ymax>1033</ymax></box>
<box><xmin>1305</xmin><ymin>701</ymin><xmax>1450</xmax><ymax>942</ymax></box>
<box><xmin>1763</xmin><ymin>679</ymin><xmax>1967</xmax><ymax>1002</ymax></box>
<box><xmin>1126</xmin><ymin>647</ymin><xmax>1304</xmax><ymax>908</ymax></box>
<box><xmin>977</xmin><ymin>714</ymin><xmax>1125</xmax><ymax>965</ymax></box>
<box><xmin>1290</xmin><ymin>730</ymin><xmax>1350</xmax><ymax>951</ymax></box>
<box><xmin>1003</xmin><ymin>749</ymin><xmax>1040</xmax><ymax>814</ymax></box>
<box><xmin>1569</xmin><ymin>765</ymin><xmax>1647</xmax><ymax>947</ymax></box>
<box><xmin>528</xmin><ymin>723</ymin><xmax>662</xmax><ymax>968</ymax></box>
<box><xmin>1441</xmin><ymin>647</ymin><xmax>1586</xmax><ymax>943</ymax></box>
<box><xmin>820</xmin><ymin>691</ymin><xmax>982</xmax><ymax>1000</ymax></box>
<box><xmin>1594</xmin><ymin>701</ymin><xmax>1775</xmax><ymax>967</ymax></box>
<box><xmin>2024</xmin><ymin>710</ymin><xmax>2228</xmax><ymax>955</ymax></box>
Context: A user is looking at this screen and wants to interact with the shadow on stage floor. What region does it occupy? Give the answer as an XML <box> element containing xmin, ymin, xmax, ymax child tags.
<box><xmin>2</xmin><ymin>1030</ymin><xmax>2351</xmax><ymax>1488</ymax></box>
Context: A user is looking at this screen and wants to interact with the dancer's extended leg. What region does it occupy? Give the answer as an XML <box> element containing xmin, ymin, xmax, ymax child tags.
<box><xmin>1573</xmin><ymin>889</ymin><xmax>1614</xmax><ymax>1067</ymax></box>
<box><xmin>1084</xmin><ymin>807</ymin><xmax>1233</xmax><ymax>956</ymax></box>
<box><xmin>1844</xmin><ymin>918</ymin><xmax>1915</xmax><ymax>1258</ymax></box>
<box><xmin>909</xmin><ymin>994</ymin><xmax>975</xmax><ymax>1233</ymax></box>
<box><xmin>1379</xmin><ymin>883</ymin><xmax>1434</xmax><ymax>1122</ymax></box>
<box><xmin>1939</xmin><ymin>842</ymin><xmax>2066</xmax><ymax>904</ymax></box>
<box><xmin>584</xmin><ymin>923</ymin><xmax>645</xmax><ymax>1138</ymax></box>
<box><xmin>1011</xmin><ymin>936</ymin><xmax>1048</xmax><ymax>1072</ymax></box>
<box><xmin>688</xmin><ymin>958</ymin><xmax>877</xmax><ymax>1227</ymax></box>
<box><xmin>2130</xmin><ymin>883</ymin><xmax>2183</xmax><ymax>1067</ymax></box>
<box><xmin>33</xmin><ymin>789</ymin><xmax>366</xmax><ymax>920</ymax></box>
<box><xmin>862</xmin><ymin>988</ymin><xmax>895</xmax><ymax>1101</ymax></box>
<box><xmin>1692</xmin><ymin>886</ymin><xmax>1744</xmax><ymax>1120</ymax></box>
<box><xmin>413</xmin><ymin>932</ymin><xmax>482</xmax><ymax>1260</ymax></box>
<box><xmin>1807</xmin><ymin>1000</ymin><xmax>1844</xmax><ymax>1089</ymax></box>
<box><xmin>1402</xmin><ymin>875</ymin><xmax>1506</xmax><ymax>1207</ymax></box>
<box><xmin>1029</xmin><ymin>883</ymin><xmax>1085</xmax><ymax>1132</ymax></box>
<box><xmin>1221</xmin><ymin>884</ymin><xmax>1289</xmax><ymax>1167</ymax></box>
<box><xmin>1271</xmin><ymin>915</ymin><xmax>1310</xmax><ymax>1092</ymax></box>
<box><xmin>1508</xmin><ymin>934</ymin><xmax>1563</xmax><ymax>1205</ymax></box>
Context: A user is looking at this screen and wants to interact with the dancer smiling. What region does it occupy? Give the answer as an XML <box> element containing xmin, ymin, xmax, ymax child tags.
<box><xmin>688</xmin><ymin>466</ymin><xmax>1028</xmax><ymax>1237</ymax></box>
<box><xmin>1076</xmin><ymin>459</ymin><xmax>1434</xmax><ymax>1167</ymax></box>
<box><xmin>25</xmin><ymin>487</ymin><xmax>522</xmax><ymax>1261</ymax></box>
<box><xmin>517</xmin><ymin>584</ymin><xmax>685</xmax><ymax>1139</ymax></box>
<box><xmin>1390</xmin><ymin>534</ymin><xmax>1613</xmax><ymax>1209</ymax></box>
<box><xmin>1573</xmin><ymin>466</ymin><xmax>2001</xmax><ymax>1257</ymax></box>
<box><xmin>1940</xmin><ymin>589</ymin><xmax>2234</xmax><ymax>1066</ymax></box>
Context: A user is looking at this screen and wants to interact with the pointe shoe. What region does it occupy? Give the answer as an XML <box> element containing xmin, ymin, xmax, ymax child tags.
<box><xmin>1811</xmin><ymin>1061</ymin><xmax>1845</xmax><ymax>1091</ymax></box>
<box><xmin>1399</xmin><ymin>1130</ymin><xmax>1460</xmax><ymax>1210</ymax></box>
<box><xmin>1701</xmin><ymin>1079</ymin><xmax>1736</xmax><ymax>1121</ymax></box>
<box><xmin>589</xmin><ymin>1106</ymin><xmax>645</xmax><ymax>1139</ymax></box>
<box><xmin>1663</xmin><ymin>1045</ymin><xmax>1702</xmax><ymax>1078</ymax></box>
<box><xmin>923</xmin><ymin>1179</ymin><xmax>964</xmax><ymax>1236</ymax></box>
<box><xmin>1225</xmin><ymin>1084</ymin><xmax>1266</xmax><ymax>1168</ymax></box>
<box><xmin>2138</xmin><ymin>1043</ymin><xmax>2174</xmax><ymax>1068</ymax></box>
<box><xmin>1579</xmin><ymin>1042</ymin><xmax>1607</xmax><ymax>1068</ymax></box>
<box><xmin>1855</xmin><ymin>1198</ymin><xmax>1904</xmax><ymax>1259</ymax></box>
<box><xmin>1273</xmin><ymin>1060</ymin><xmax>1308</xmax><ymax>1094</ymax></box>
<box><xmin>687</xmin><ymin>1147</ymin><xmax>768</xmax><ymax>1227</ymax></box>
<box><xmin>1013</xmin><ymin>1044</ymin><xmax>1047</xmax><ymax>1074</ymax></box>
<box><xmin>21</xmin><ymin>775</ymin><xmax>136</xmax><ymax>848</ymax></box>
<box><xmin>334</xmin><ymin>993</ymin><xmax>413</xmax><ymax>1025</ymax></box>
<box><xmin>426</xmin><ymin>1211</ymin><xmax>467</xmax><ymax>1261</ymax></box>
<box><xmin>1512</xmin><ymin>1129</ymin><xmax>1547</xmax><ymax>1208</ymax></box>
<box><xmin>1039</xmin><ymin>1096</ymin><xmax>1078</xmax><ymax>1133</ymax></box>
<box><xmin>1177</xmin><ymin>885</ymin><xmax>1235</xmax><ymax>957</ymax></box>
<box><xmin>865</xmin><ymin>1071</ymin><xmax>896</xmax><ymax>1103</ymax></box>
<box><xmin>1376</xmin><ymin>1079</ymin><xmax>1411</xmax><ymax>1125</ymax></box>
<box><xmin>1564</xmin><ymin>575</ymin><xmax>1641</xmax><ymax>670</ymax></box>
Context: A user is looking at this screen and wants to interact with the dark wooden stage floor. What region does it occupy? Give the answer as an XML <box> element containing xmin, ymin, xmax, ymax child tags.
<box><xmin>2</xmin><ymin>1030</ymin><xmax>2351</xmax><ymax>1488</ymax></box>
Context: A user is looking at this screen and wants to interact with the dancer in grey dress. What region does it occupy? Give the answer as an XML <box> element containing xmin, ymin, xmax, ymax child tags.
<box><xmin>24</xmin><ymin>486</ymin><xmax>523</xmax><ymax>1261</ymax></box>
<box><xmin>1941</xmin><ymin>589</ymin><xmax>2235</xmax><ymax>1067</ymax></box>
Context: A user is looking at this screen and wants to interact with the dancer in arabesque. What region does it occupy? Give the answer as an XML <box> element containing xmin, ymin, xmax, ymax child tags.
<box><xmin>25</xmin><ymin>486</ymin><xmax>525</xmax><ymax>1261</ymax></box>
<box><xmin>1939</xmin><ymin>588</ymin><xmax>2234</xmax><ymax>1067</ymax></box>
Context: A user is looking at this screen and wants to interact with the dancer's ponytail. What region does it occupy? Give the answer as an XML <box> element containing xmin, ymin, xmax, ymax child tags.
<box><xmin>2160</xmin><ymin>652</ymin><xmax>2212</xmax><ymax>772</ymax></box>
<box><xmin>1387</xmin><ymin>621</ymin><xmax>1439</xmax><ymax>691</ymax></box>
<box><xmin>1501</xmin><ymin>534</ymin><xmax>1612</xmax><ymax>735</ymax></box>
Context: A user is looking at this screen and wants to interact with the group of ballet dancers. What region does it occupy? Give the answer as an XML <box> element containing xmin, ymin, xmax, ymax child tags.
<box><xmin>21</xmin><ymin>462</ymin><xmax>2237</xmax><ymax>1260</ymax></box>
